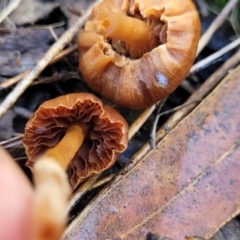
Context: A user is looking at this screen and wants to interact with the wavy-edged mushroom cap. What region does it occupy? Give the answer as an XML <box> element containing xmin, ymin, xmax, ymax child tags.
<box><xmin>78</xmin><ymin>0</ymin><xmax>201</xmax><ymax>109</ymax></box>
<box><xmin>22</xmin><ymin>93</ymin><xmax>128</xmax><ymax>189</ymax></box>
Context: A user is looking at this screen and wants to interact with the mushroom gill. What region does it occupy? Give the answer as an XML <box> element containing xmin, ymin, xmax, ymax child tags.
<box><xmin>23</xmin><ymin>93</ymin><xmax>128</xmax><ymax>189</ymax></box>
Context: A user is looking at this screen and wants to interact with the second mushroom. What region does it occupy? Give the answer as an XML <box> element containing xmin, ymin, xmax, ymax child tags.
<box><xmin>22</xmin><ymin>93</ymin><xmax>128</xmax><ymax>240</ymax></box>
<box><xmin>78</xmin><ymin>0</ymin><xmax>201</xmax><ymax>109</ymax></box>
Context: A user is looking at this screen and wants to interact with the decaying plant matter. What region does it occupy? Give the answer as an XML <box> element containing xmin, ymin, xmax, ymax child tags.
<box><xmin>78</xmin><ymin>0</ymin><xmax>201</xmax><ymax>109</ymax></box>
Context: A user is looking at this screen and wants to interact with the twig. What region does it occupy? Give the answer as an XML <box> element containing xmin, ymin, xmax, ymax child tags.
<box><xmin>230</xmin><ymin>4</ymin><xmax>240</xmax><ymax>36</ymax></box>
<box><xmin>180</xmin><ymin>79</ymin><xmax>195</xmax><ymax>94</ymax></box>
<box><xmin>0</xmin><ymin>135</ymin><xmax>23</xmax><ymax>149</ymax></box>
<box><xmin>0</xmin><ymin>0</ymin><xmax>102</xmax><ymax>119</ymax></box>
<box><xmin>128</xmin><ymin>104</ymin><xmax>157</xmax><ymax>140</ymax></box>
<box><xmin>48</xmin><ymin>27</ymin><xmax>59</xmax><ymax>41</ymax></box>
<box><xmin>32</xmin><ymin>72</ymin><xmax>79</xmax><ymax>86</ymax></box>
<box><xmin>180</xmin><ymin>18</ymin><xmax>240</xmax><ymax>94</ymax></box>
<box><xmin>190</xmin><ymin>37</ymin><xmax>240</xmax><ymax>74</ymax></box>
<box><xmin>0</xmin><ymin>45</ymin><xmax>78</xmax><ymax>90</ymax></box>
<box><xmin>89</xmin><ymin>173</ymin><xmax>116</xmax><ymax>190</ymax></box>
<box><xmin>51</xmin><ymin>44</ymin><xmax>77</xmax><ymax>64</ymax></box>
<box><xmin>14</xmin><ymin>156</ymin><xmax>28</xmax><ymax>162</ymax></box>
<box><xmin>0</xmin><ymin>70</ymin><xmax>29</xmax><ymax>89</ymax></box>
<box><xmin>70</xmin><ymin>173</ymin><xmax>116</xmax><ymax>196</ymax></box>
<box><xmin>197</xmin><ymin>0</ymin><xmax>238</xmax><ymax>55</ymax></box>
<box><xmin>195</xmin><ymin>0</ymin><xmax>209</xmax><ymax>17</ymax></box>
<box><xmin>68</xmin><ymin>7</ymin><xmax>82</xmax><ymax>17</ymax></box>
<box><xmin>13</xmin><ymin>106</ymin><xmax>33</xmax><ymax>119</ymax></box>
<box><xmin>67</xmin><ymin>174</ymin><xmax>99</xmax><ymax>212</ymax></box>
<box><xmin>150</xmin><ymin>99</ymin><xmax>166</xmax><ymax>149</ymax></box>
<box><xmin>28</xmin><ymin>21</ymin><xmax>65</xmax><ymax>29</ymax></box>
<box><xmin>0</xmin><ymin>0</ymin><xmax>21</xmax><ymax>23</ymax></box>
<box><xmin>150</xmin><ymin>100</ymin><xmax>201</xmax><ymax>149</ymax></box>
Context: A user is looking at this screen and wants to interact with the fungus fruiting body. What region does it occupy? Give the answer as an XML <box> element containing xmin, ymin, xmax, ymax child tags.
<box><xmin>22</xmin><ymin>93</ymin><xmax>128</xmax><ymax>240</ymax></box>
<box><xmin>78</xmin><ymin>0</ymin><xmax>201</xmax><ymax>109</ymax></box>
<box><xmin>23</xmin><ymin>93</ymin><xmax>128</xmax><ymax>188</ymax></box>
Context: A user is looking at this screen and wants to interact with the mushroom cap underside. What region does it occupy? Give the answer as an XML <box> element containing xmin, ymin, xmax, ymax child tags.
<box><xmin>23</xmin><ymin>93</ymin><xmax>128</xmax><ymax>189</ymax></box>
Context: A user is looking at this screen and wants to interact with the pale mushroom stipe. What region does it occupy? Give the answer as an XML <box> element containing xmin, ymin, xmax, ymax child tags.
<box><xmin>22</xmin><ymin>93</ymin><xmax>128</xmax><ymax>240</ymax></box>
<box><xmin>78</xmin><ymin>0</ymin><xmax>201</xmax><ymax>109</ymax></box>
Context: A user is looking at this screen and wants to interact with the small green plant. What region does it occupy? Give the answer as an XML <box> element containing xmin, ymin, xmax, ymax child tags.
<box><xmin>212</xmin><ymin>0</ymin><xmax>228</xmax><ymax>9</ymax></box>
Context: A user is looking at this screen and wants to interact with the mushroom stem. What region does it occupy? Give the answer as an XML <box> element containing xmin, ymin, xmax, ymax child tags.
<box><xmin>32</xmin><ymin>125</ymin><xmax>84</xmax><ymax>240</ymax></box>
<box><xmin>96</xmin><ymin>11</ymin><xmax>157</xmax><ymax>58</ymax></box>
<box><xmin>44</xmin><ymin>125</ymin><xmax>84</xmax><ymax>169</ymax></box>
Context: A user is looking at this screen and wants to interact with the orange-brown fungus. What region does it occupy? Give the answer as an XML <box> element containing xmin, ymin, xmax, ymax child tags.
<box><xmin>23</xmin><ymin>93</ymin><xmax>128</xmax><ymax>189</ymax></box>
<box><xmin>92</xmin><ymin>10</ymin><xmax>158</xmax><ymax>58</ymax></box>
<box><xmin>78</xmin><ymin>0</ymin><xmax>201</xmax><ymax>109</ymax></box>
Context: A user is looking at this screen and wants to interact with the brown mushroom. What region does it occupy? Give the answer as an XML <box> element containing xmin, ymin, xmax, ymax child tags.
<box><xmin>78</xmin><ymin>0</ymin><xmax>201</xmax><ymax>109</ymax></box>
<box><xmin>22</xmin><ymin>93</ymin><xmax>128</xmax><ymax>240</ymax></box>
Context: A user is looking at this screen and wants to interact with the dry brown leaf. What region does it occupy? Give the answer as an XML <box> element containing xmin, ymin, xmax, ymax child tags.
<box><xmin>9</xmin><ymin>0</ymin><xmax>58</xmax><ymax>25</ymax></box>
<box><xmin>58</xmin><ymin>0</ymin><xmax>95</xmax><ymax>28</ymax></box>
<box><xmin>0</xmin><ymin>109</ymin><xmax>15</xmax><ymax>140</ymax></box>
<box><xmin>0</xmin><ymin>27</ymin><xmax>63</xmax><ymax>77</ymax></box>
<box><xmin>64</xmin><ymin>64</ymin><xmax>240</xmax><ymax>240</ymax></box>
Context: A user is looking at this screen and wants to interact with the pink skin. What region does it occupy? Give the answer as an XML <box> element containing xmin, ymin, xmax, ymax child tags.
<box><xmin>0</xmin><ymin>148</ymin><xmax>34</xmax><ymax>240</ymax></box>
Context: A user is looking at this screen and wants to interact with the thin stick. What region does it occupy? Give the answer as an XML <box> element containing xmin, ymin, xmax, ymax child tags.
<box><xmin>89</xmin><ymin>173</ymin><xmax>116</xmax><ymax>190</ymax></box>
<box><xmin>195</xmin><ymin>0</ymin><xmax>209</xmax><ymax>17</ymax></box>
<box><xmin>180</xmin><ymin>80</ymin><xmax>195</xmax><ymax>94</ymax></box>
<box><xmin>70</xmin><ymin>173</ymin><xmax>116</xmax><ymax>194</ymax></box>
<box><xmin>150</xmin><ymin>100</ymin><xmax>201</xmax><ymax>149</ymax></box>
<box><xmin>0</xmin><ymin>135</ymin><xmax>23</xmax><ymax>149</ymax></box>
<box><xmin>0</xmin><ymin>45</ymin><xmax>78</xmax><ymax>90</ymax></box>
<box><xmin>230</xmin><ymin>6</ymin><xmax>240</xmax><ymax>37</ymax></box>
<box><xmin>28</xmin><ymin>21</ymin><xmax>65</xmax><ymax>30</ymax></box>
<box><xmin>197</xmin><ymin>0</ymin><xmax>238</xmax><ymax>55</ymax></box>
<box><xmin>128</xmin><ymin>104</ymin><xmax>157</xmax><ymax>140</ymax></box>
<box><xmin>67</xmin><ymin>174</ymin><xmax>99</xmax><ymax>212</ymax></box>
<box><xmin>13</xmin><ymin>106</ymin><xmax>33</xmax><ymax>119</ymax></box>
<box><xmin>51</xmin><ymin>44</ymin><xmax>77</xmax><ymax>64</ymax></box>
<box><xmin>190</xmin><ymin>37</ymin><xmax>240</xmax><ymax>74</ymax></box>
<box><xmin>0</xmin><ymin>0</ymin><xmax>21</xmax><ymax>23</ymax></box>
<box><xmin>0</xmin><ymin>0</ymin><xmax>102</xmax><ymax>118</ymax></box>
<box><xmin>180</xmin><ymin>16</ymin><xmax>240</xmax><ymax>94</ymax></box>
<box><xmin>150</xmin><ymin>99</ymin><xmax>166</xmax><ymax>149</ymax></box>
<box><xmin>0</xmin><ymin>71</ymin><xmax>29</xmax><ymax>89</ymax></box>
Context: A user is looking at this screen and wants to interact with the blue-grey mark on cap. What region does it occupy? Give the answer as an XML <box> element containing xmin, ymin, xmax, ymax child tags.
<box><xmin>36</xmin><ymin>127</ymin><xmax>46</xmax><ymax>134</ymax></box>
<box><xmin>155</xmin><ymin>72</ymin><xmax>168</xmax><ymax>87</ymax></box>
